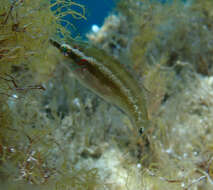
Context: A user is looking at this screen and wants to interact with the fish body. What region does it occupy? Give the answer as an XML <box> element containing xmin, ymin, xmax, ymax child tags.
<box><xmin>50</xmin><ymin>39</ymin><xmax>150</xmax><ymax>133</ymax></box>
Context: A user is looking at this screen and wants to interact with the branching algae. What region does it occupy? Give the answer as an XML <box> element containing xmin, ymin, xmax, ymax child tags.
<box><xmin>50</xmin><ymin>39</ymin><xmax>150</xmax><ymax>133</ymax></box>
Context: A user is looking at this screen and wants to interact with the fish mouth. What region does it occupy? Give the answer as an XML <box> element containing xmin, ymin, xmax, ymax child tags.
<box><xmin>49</xmin><ymin>38</ymin><xmax>61</xmax><ymax>50</ymax></box>
<box><xmin>49</xmin><ymin>38</ymin><xmax>73</xmax><ymax>56</ymax></box>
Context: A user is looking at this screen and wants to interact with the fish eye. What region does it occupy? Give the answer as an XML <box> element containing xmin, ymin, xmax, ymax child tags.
<box><xmin>61</xmin><ymin>44</ymin><xmax>71</xmax><ymax>53</ymax></box>
<box><xmin>62</xmin><ymin>46</ymin><xmax>68</xmax><ymax>53</ymax></box>
<box><xmin>139</xmin><ymin>127</ymin><xmax>144</xmax><ymax>135</ymax></box>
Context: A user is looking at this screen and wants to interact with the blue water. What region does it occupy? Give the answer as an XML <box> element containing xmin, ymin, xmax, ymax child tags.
<box><xmin>54</xmin><ymin>0</ymin><xmax>187</xmax><ymax>38</ymax></box>
<box><xmin>62</xmin><ymin>0</ymin><xmax>117</xmax><ymax>38</ymax></box>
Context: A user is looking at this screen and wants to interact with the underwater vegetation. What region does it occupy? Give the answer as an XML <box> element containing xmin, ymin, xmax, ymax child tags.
<box><xmin>116</xmin><ymin>0</ymin><xmax>213</xmax><ymax>189</ymax></box>
<box><xmin>0</xmin><ymin>0</ymin><xmax>104</xmax><ymax>189</ymax></box>
<box><xmin>1</xmin><ymin>0</ymin><xmax>213</xmax><ymax>189</ymax></box>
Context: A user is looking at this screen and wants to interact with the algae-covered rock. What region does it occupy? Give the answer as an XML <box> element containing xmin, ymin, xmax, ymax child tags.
<box><xmin>2</xmin><ymin>0</ymin><xmax>213</xmax><ymax>189</ymax></box>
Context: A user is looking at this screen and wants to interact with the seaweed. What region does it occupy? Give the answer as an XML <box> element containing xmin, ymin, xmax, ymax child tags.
<box><xmin>106</xmin><ymin>0</ymin><xmax>213</xmax><ymax>189</ymax></box>
<box><xmin>0</xmin><ymin>0</ymin><xmax>106</xmax><ymax>189</ymax></box>
<box><xmin>2</xmin><ymin>0</ymin><xmax>213</xmax><ymax>189</ymax></box>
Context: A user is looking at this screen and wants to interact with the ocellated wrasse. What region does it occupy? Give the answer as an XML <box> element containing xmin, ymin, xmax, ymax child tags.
<box><xmin>49</xmin><ymin>38</ymin><xmax>150</xmax><ymax>133</ymax></box>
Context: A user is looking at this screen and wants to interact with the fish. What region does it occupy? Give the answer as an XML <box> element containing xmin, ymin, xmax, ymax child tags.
<box><xmin>49</xmin><ymin>38</ymin><xmax>150</xmax><ymax>134</ymax></box>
